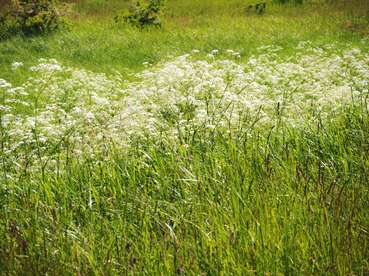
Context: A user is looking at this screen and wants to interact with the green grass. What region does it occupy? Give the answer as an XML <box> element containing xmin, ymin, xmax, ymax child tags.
<box><xmin>1</xmin><ymin>104</ymin><xmax>368</xmax><ymax>274</ymax></box>
<box><xmin>0</xmin><ymin>0</ymin><xmax>369</xmax><ymax>274</ymax></box>
<box><xmin>1</xmin><ymin>0</ymin><xmax>368</xmax><ymax>82</ymax></box>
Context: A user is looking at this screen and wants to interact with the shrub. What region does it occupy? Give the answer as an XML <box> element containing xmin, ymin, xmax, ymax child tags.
<box><xmin>115</xmin><ymin>0</ymin><xmax>164</xmax><ymax>28</ymax></box>
<box><xmin>0</xmin><ymin>0</ymin><xmax>62</xmax><ymax>39</ymax></box>
<box><xmin>246</xmin><ymin>2</ymin><xmax>267</xmax><ymax>15</ymax></box>
<box><xmin>273</xmin><ymin>0</ymin><xmax>303</xmax><ymax>4</ymax></box>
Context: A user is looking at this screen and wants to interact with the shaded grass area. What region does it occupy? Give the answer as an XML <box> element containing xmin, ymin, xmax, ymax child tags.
<box><xmin>0</xmin><ymin>104</ymin><xmax>368</xmax><ymax>274</ymax></box>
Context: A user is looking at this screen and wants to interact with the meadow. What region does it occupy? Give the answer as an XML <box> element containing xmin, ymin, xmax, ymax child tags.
<box><xmin>0</xmin><ymin>0</ymin><xmax>369</xmax><ymax>274</ymax></box>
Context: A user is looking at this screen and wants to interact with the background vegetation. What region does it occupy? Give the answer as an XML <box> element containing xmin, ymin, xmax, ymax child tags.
<box><xmin>1</xmin><ymin>0</ymin><xmax>368</xmax><ymax>82</ymax></box>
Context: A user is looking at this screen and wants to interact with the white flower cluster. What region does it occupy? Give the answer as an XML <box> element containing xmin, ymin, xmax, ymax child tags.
<box><xmin>0</xmin><ymin>43</ymin><xmax>368</xmax><ymax>178</ymax></box>
<box><xmin>11</xmin><ymin>61</ymin><xmax>24</xmax><ymax>71</ymax></box>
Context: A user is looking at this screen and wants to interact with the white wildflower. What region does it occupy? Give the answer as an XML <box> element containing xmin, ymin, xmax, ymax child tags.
<box><xmin>11</xmin><ymin>61</ymin><xmax>24</xmax><ymax>71</ymax></box>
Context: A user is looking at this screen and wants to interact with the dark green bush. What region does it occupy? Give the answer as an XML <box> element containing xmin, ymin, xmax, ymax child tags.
<box><xmin>273</xmin><ymin>0</ymin><xmax>303</xmax><ymax>4</ymax></box>
<box><xmin>0</xmin><ymin>0</ymin><xmax>62</xmax><ymax>39</ymax></box>
<box><xmin>246</xmin><ymin>2</ymin><xmax>267</xmax><ymax>15</ymax></box>
<box><xmin>115</xmin><ymin>0</ymin><xmax>164</xmax><ymax>28</ymax></box>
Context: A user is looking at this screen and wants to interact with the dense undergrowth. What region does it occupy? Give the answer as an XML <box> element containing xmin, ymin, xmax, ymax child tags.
<box><xmin>0</xmin><ymin>98</ymin><xmax>368</xmax><ymax>274</ymax></box>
